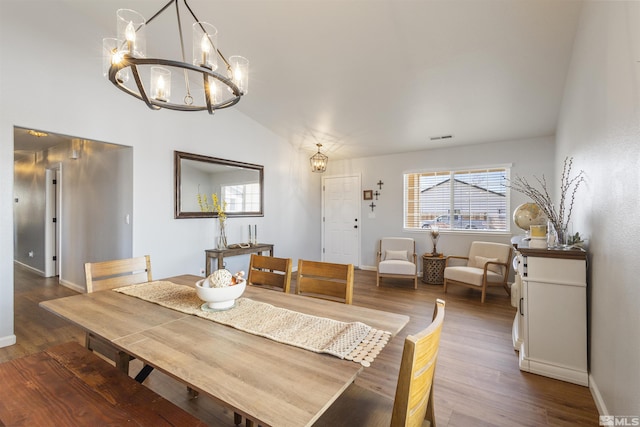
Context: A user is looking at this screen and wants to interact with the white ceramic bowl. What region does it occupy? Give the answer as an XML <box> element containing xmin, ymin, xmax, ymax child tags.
<box><xmin>195</xmin><ymin>279</ymin><xmax>246</xmax><ymax>310</ymax></box>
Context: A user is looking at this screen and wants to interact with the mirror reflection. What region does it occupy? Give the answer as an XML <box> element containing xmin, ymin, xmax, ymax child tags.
<box><xmin>175</xmin><ymin>151</ymin><xmax>264</xmax><ymax>218</ymax></box>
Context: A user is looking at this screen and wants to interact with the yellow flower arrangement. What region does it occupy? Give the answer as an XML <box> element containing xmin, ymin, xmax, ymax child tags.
<box><xmin>197</xmin><ymin>190</ymin><xmax>227</xmax><ymax>221</ymax></box>
<box><xmin>198</xmin><ymin>189</ymin><xmax>228</xmax><ymax>248</ymax></box>
<box><xmin>213</xmin><ymin>193</ymin><xmax>227</xmax><ymax>222</ymax></box>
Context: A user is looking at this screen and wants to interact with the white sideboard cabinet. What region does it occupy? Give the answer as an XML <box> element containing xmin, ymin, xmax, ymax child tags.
<box><xmin>514</xmin><ymin>244</ymin><xmax>588</xmax><ymax>386</ymax></box>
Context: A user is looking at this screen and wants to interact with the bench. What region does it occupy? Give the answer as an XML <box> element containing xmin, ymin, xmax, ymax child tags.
<box><xmin>0</xmin><ymin>342</ymin><xmax>207</xmax><ymax>426</ymax></box>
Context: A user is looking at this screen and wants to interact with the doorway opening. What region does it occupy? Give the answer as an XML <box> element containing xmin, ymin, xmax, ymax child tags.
<box><xmin>13</xmin><ymin>126</ymin><xmax>133</xmax><ymax>290</ymax></box>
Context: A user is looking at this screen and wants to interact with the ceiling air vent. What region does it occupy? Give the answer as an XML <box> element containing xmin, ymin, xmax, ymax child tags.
<box><xmin>429</xmin><ymin>135</ymin><xmax>454</xmax><ymax>141</ymax></box>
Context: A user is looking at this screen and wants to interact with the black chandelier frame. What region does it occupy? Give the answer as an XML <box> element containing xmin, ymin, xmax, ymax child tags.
<box><xmin>108</xmin><ymin>0</ymin><xmax>244</xmax><ymax>115</ymax></box>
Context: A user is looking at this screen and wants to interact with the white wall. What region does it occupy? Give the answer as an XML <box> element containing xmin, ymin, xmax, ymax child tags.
<box><xmin>330</xmin><ymin>136</ymin><xmax>555</xmax><ymax>268</ymax></box>
<box><xmin>0</xmin><ymin>1</ymin><xmax>319</xmax><ymax>346</ymax></box>
<box><xmin>14</xmin><ymin>153</ymin><xmax>47</xmax><ymax>272</ymax></box>
<box><xmin>555</xmin><ymin>1</ymin><xmax>640</xmax><ymax>415</ymax></box>
<box><xmin>61</xmin><ymin>144</ymin><xmax>134</xmax><ymax>288</ymax></box>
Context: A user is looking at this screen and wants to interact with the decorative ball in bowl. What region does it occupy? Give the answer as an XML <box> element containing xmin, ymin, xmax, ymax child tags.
<box><xmin>195</xmin><ymin>269</ymin><xmax>246</xmax><ymax>311</ymax></box>
<box><xmin>196</xmin><ymin>278</ymin><xmax>246</xmax><ymax>310</ymax></box>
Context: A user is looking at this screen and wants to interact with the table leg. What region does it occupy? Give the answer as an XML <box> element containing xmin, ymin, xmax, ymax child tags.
<box><xmin>217</xmin><ymin>254</ymin><xmax>224</xmax><ymax>270</ymax></box>
<box><xmin>134</xmin><ymin>364</ymin><xmax>154</xmax><ymax>383</ymax></box>
<box><xmin>205</xmin><ymin>254</ymin><xmax>211</xmax><ymax>276</ymax></box>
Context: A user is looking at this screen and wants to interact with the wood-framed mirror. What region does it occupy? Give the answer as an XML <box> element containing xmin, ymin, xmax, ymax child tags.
<box><xmin>174</xmin><ymin>151</ymin><xmax>264</xmax><ymax>218</ymax></box>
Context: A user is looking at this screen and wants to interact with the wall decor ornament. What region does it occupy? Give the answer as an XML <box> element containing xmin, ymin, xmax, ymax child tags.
<box><xmin>363</xmin><ymin>190</ymin><xmax>373</xmax><ymax>200</ymax></box>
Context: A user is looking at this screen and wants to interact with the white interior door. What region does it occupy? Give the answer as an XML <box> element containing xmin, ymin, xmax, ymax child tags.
<box><xmin>322</xmin><ymin>175</ymin><xmax>360</xmax><ymax>266</ymax></box>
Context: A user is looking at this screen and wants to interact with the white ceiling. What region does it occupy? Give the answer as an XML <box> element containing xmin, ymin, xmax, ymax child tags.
<box><xmin>19</xmin><ymin>0</ymin><xmax>583</xmax><ymax>160</ymax></box>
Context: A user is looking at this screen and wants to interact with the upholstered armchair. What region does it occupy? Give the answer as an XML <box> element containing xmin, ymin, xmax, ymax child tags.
<box><xmin>443</xmin><ymin>241</ymin><xmax>512</xmax><ymax>303</ymax></box>
<box><xmin>376</xmin><ymin>238</ymin><xmax>418</xmax><ymax>289</ymax></box>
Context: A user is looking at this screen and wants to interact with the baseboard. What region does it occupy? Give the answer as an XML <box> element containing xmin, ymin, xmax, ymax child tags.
<box><xmin>59</xmin><ymin>278</ymin><xmax>85</xmax><ymax>293</ymax></box>
<box><xmin>589</xmin><ymin>373</ymin><xmax>607</xmax><ymax>415</ymax></box>
<box><xmin>0</xmin><ymin>334</ymin><xmax>17</xmax><ymax>349</ymax></box>
<box><xmin>13</xmin><ymin>260</ymin><xmax>45</xmax><ymax>276</ymax></box>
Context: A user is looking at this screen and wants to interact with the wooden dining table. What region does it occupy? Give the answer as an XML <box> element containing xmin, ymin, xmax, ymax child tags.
<box><xmin>40</xmin><ymin>274</ymin><xmax>409</xmax><ymax>427</ymax></box>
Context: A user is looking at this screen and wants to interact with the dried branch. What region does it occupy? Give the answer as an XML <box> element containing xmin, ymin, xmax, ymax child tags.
<box><xmin>504</xmin><ymin>157</ymin><xmax>584</xmax><ymax>239</ymax></box>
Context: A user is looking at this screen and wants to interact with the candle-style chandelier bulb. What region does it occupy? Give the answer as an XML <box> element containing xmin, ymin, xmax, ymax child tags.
<box><xmin>193</xmin><ymin>22</ymin><xmax>217</xmax><ymax>70</ymax></box>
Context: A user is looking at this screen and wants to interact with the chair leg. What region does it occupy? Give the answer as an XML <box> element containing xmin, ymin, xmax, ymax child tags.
<box><xmin>425</xmin><ymin>384</ymin><xmax>436</xmax><ymax>427</ymax></box>
<box><xmin>414</xmin><ymin>275</ymin><xmax>418</xmax><ymax>289</ymax></box>
<box><xmin>376</xmin><ymin>273</ymin><xmax>380</xmax><ymax>287</ymax></box>
<box><xmin>443</xmin><ymin>279</ymin><xmax>448</xmax><ymax>293</ymax></box>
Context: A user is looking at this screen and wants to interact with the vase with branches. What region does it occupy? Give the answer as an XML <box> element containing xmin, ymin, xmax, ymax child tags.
<box><xmin>506</xmin><ymin>157</ymin><xmax>585</xmax><ymax>247</ymax></box>
<box><xmin>198</xmin><ymin>189</ymin><xmax>228</xmax><ymax>249</ymax></box>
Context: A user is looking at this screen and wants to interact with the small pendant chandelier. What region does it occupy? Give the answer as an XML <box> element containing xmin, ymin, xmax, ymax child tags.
<box><xmin>310</xmin><ymin>144</ymin><xmax>329</xmax><ymax>173</ymax></box>
<box><xmin>102</xmin><ymin>0</ymin><xmax>248</xmax><ymax>115</ymax></box>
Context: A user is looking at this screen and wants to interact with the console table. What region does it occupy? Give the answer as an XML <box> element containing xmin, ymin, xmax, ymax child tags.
<box><xmin>514</xmin><ymin>243</ymin><xmax>588</xmax><ymax>386</ymax></box>
<box><xmin>205</xmin><ymin>243</ymin><xmax>274</xmax><ymax>275</ymax></box>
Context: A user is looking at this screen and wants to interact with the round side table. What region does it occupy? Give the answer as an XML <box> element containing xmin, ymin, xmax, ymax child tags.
<box><xmin>422</xmin><ymin>254</ymin><xmax>446</xmax><ymax>285</ymax></box>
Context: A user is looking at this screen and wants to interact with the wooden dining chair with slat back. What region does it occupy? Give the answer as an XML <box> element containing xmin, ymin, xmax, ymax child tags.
<box><xmin>296</xmin><ymin>259</ymin><xmax>354</xmax><ymax>304</ymax></box>
<box><xmin>238</xmin><ymin>259</ymin><xmax>356</xmax><ymax>427</ymax></box>
<box><xmin>315</xmin><ymin>299</ymin><xmax>446</xmax><ymax>427</ymax></box>
<box><xmin>84</xmin><ymin>255</ymin><xmax>152</xmax><ymax>374</ymax></box>
<box><xmin>247</xmin><ymin>254</ymin><xmax>293</xmax><ymax>293</ymax></box>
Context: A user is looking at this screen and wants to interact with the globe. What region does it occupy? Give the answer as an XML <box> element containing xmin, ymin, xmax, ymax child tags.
<box><xmin>513</xmin><ymin>203</ymin><xmax>547</xmax><ymax>231</ymax></box>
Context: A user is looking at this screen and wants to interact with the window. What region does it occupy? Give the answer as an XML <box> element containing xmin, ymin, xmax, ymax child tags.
<box><xmin>222</xmin><ymin>183</ymin><xmax>260</xmax><ymax>212</ymax></box>
<box><xmin>404</xmin><ymin>167</ymin><xmax>509</xmax><ymax>231</ymax></box>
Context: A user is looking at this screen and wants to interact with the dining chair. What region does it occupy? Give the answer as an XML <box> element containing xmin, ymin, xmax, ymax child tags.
<box><xmin>296</xmin><ymin>259</ymin><xmax>354</xmax><ymax>304</ymax></box>
<box><xmin>443</xmin><ymin>241</ymin><xmax>512</xmax><ymax>303</ymax></box>
<box><xmin>236</xmin><ymin>259</ymin><xmax>354</xmax><ymax>427</ymax></box>
<box><xmin>315</xmin><ymin>299</ymin><xmax>446</xmax><ymax>427</ymax></box>
<box><xmin>85</xmin><ymin>255</ymin><xmax>152</xmax><ymax>293</ymax></box>
<box><xmin>377</xmin><ymin>237</ymin><xmax>419</xmax><ymax>289</ymax></box>
<box><xmin>84</xmin><ymin>255</ymin><xmax>152</xmax><ymax>374</ymax></box>
<box><xmin>247</xmin><ymin>254</ymin><xmax>293</xmax><ymax>293</ymax></box>
<box><xmin>236</xmin><ymin>254</ymin><xmax>293</xmax><ymax>425</ymax></box>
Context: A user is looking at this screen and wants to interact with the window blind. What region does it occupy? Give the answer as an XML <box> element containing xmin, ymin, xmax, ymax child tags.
<box><xmin>404</xmin><ymin>167</ymin><xmax>509</xmax><ymax>231</ymax></box>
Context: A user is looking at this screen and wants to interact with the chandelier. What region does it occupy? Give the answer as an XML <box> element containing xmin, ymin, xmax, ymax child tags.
<box><xmin>102</xmin><ymin>0</ymin><xmax>248</xmax><ymax>115</ymax></box>
<box><xmin>310</xmin><ymin>144</ymin><xmax>329</xmax><ymax>173</ymax></box>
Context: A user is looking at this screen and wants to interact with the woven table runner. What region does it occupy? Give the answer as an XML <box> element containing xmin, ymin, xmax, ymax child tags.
<box><xmin>114</xmin><ymin>281</ymin><xmax>391</xmax><ymax>366</ymax></box>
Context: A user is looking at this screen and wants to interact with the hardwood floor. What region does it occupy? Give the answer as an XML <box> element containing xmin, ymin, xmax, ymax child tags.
<box><xmin>2</xmin><ymin>264</ymin><xmax>600</xmax><ymax>426</ymax></box>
